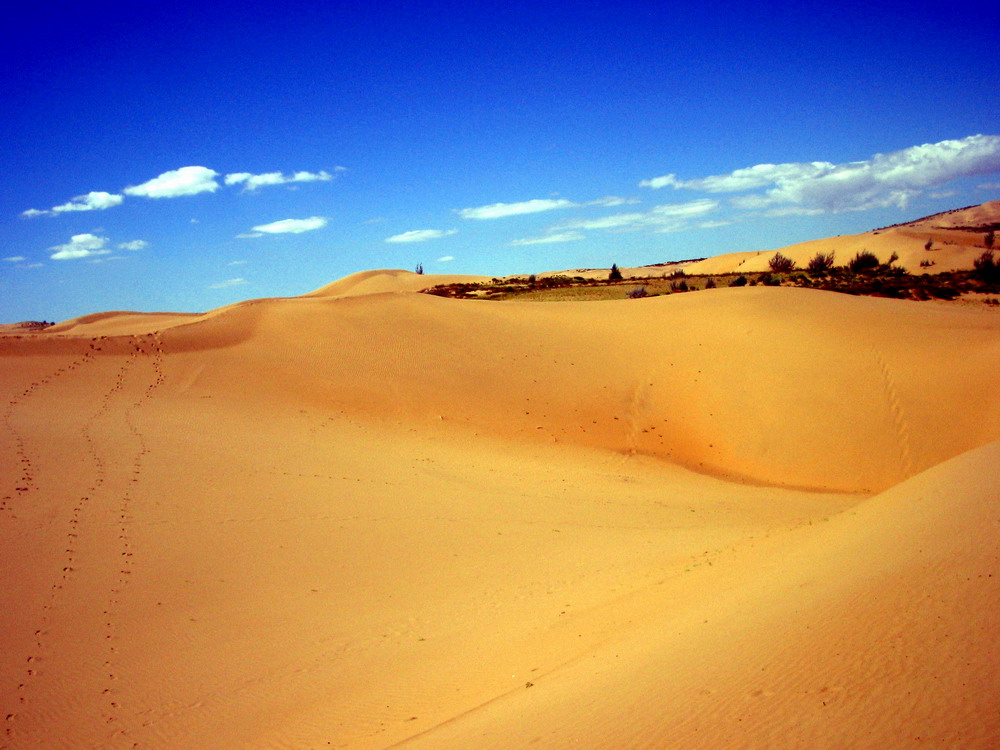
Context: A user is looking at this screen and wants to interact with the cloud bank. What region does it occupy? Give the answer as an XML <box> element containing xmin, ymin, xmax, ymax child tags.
<box><xmin>641</xmin><ymin>135</ymin><xmax>1000</xmax><ymax>212</ymax></box>
<box><xmin>385</xmin><ymin>229</ymin><xmax>457</xmax><ymax>243</ymax></box>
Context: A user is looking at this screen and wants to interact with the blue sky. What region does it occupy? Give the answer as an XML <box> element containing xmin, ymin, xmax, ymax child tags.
<box><xmin>2</xmin><ymin>0</ymin><xmax>998</xmax><ymax>322</ymax></box>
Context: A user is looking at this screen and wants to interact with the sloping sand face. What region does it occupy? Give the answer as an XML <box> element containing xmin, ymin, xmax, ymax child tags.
<box><xmin>1</xmin><ymin>285</ymin><xmax>998</xmax><ymax>748</ymax></box>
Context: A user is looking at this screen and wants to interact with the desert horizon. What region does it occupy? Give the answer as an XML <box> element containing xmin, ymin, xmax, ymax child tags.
<box><xmin>2</xmin><ymin>201</ymin><xmax>999</xmax><ymax>748</ymax></box>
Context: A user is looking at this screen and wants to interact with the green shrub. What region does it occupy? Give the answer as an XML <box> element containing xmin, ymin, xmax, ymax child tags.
<box><xmin>730</xmin><ymin>275</ymin><xmax>748</xmax><ymax>287</ymax></box>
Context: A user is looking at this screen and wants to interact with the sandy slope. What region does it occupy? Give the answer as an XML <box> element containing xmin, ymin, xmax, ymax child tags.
<box><xmin>682</xmin><ymin>199</ymin><xmax>1000</xmax><ymax>275</ymax></box>
<box><xmin>1</xmin><ymin>280</ymin><xmax>998</xmax><ymax>748</ymax></box>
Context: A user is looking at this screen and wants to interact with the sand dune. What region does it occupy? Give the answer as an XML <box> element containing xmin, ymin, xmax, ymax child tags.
<box><xmin>2</xmin><ymin>275</ymin><xmax>998</xmax><ymax>748</ymax></box>
<box><xmin>682</xmin><ymin>200</ymin><xmax>1000</xmax><ymax>275</ymax></box>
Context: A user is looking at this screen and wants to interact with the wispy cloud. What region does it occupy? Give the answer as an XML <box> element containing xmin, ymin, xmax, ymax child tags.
<box><xmin>117</xmin><ymin>240</ymin><xmax>149</xmax><ymax>251</ymax></box>
<box><xmin>208</xmin><ymin>277</ymin><xmax>249</xmax><ymax>289</ymax></box>
<box><xmin>586</xmin><ymin>196</ymin><xmax>640</xmax><ymax>207</ymax></box>
<box><xmin>235</xmin><ymin>232</ymin><xmax>264</xmax><ymax>239</ymax></box>
<box><xmin>385</xmin><ymin>228</ymin><xmax>457</xmax><ymax>243</ymax></box>
<box><xmin>3</xmin><ymin>256</ymin><xmax>26</xmax><ymax>262</ymax></box>
<box><xmin>509</xmin><ymin>231</ymin><xmax>585</xmax><ymax>246</ymax></box>
<box><xmin>977</xmin><ymin>181</ymin><xmax>1000</xmax><ymax>190</ymax></box>
<box><xmin>251</xmin><ymin>217</ymin><xmax>328</xmax><ymax>234</ymax></box>
<box><xmin>436</xmin><ymin>255</ymin><xmax>455</xmax><ymax>262</ymax></box>
<box><xmin>641</xmin><ymin>135</ymin><xmax>1000</xmax><ymax>213</ymax></box>
<box><xmin>224</xmin><ymin>170</ymin><xmax>337</xmax><ymax>191</ymax></box>
<box><xmin>52</xmin><ymin>191</ymin><xmax>124</xmax><ymax>213</ymax></box>
<box><xmin>21</xmin><ymin>208</ymin><xmax>50</xmax><ymax>218</ymax></box>
<box><xmin>458</xmin><ymin>198</ymin><xmax>576</xmax><ymax>220</ymax></box>
<box><xmin>125</xmin><ymin>166</ymin><xmax>220</xmax><ymax>198</ymax></box>
<box><xmin>49</xmin><ymin>233</ymin><xmax>112</xmax><ymax>260</ymax></box>
<box><xmin>555</xmin><ymin>199</ymin><xmax>720</xmax><ymax>234</ymax></box>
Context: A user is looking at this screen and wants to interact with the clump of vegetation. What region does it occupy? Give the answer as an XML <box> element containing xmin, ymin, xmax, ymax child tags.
<box><xmin>415</xmin><ymin>263</ymin><xmax>424</xmax><ymax>275</ymax></box>
<box><xmin>847</xmin><ymin>250</ymin><xmax>880</xmax><ymax>273</ymax></box>
<box><xmin>924</xmin><ymin>239</ymin><xmax>934</xmax><ymax>251</ymax></box>
<box><xmin>627</xmin><ymin>286</ymin><xmax>648</xmax><ymax>299</ymax></box>
<box><xmin>986</xmin><ymin>230</ymin><xmax>995</xmax><ymax>250</ymax></box>
<box><xmin>670</xmin><ymin>279</ymin><xmax>689</xmax><ymax>292</ymax></box>
<box><xmin>705</xmin><ymin>277</ymin><xmax>717</xmax><ymax>289</ymax></box>
<box><xmin>973</xmin><ymin>249</ymin><xmax>999</xmax><ymax>283</ymax></box>
<box><xmin>768</xmin><ymin>251</ymin><xmax>796</xmax><ymax>272</ymax></box>
<box><xmin>609</xmin><ymin>263</ymin><xmax>623</xmax><ymax>281</ymax></box>
<box><xmin>807</xmin><ymin>251</ymin><xmax>835</xmax><ymax>274</ymax></box>
<box><xmin>760</xmin><ymin>273</ymin><xmax>781</xmax><ymax>286</ymax></box>
<box><xmin>729</xmin><ymin>275</ymin><xmax>748</xmax><ymax>287</ymax></box>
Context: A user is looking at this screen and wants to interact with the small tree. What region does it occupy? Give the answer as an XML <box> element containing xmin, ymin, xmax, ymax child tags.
<box><xmin>705</xmin><ymin>277</ymin><xmax>717</xmax><ymax>288</ymax></box>
<box><xmin>609</xmin><ymin>263</ymin><xmax>623</xmax><ymax>281</ymax></box>
<box><xmin>769</xmin><ymin>251</ymin><xmax>796</xmax><ymax>272</ymax></box>
<box><xmin>924</xmin><ymin>239</ymin><xmax>934</xmax><ymax>251</ymax></box>
<box><xmin>807</xmin><ymin>251</ymin><xmax>835</xmax><ymax>274</ymax></box>
<box><xmin>415</xmin><ymin>263</ymin><xmax>424</xmax><ymax>275</ymax></box>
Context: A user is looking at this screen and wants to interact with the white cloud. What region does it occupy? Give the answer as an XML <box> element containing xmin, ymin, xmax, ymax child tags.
<box><xmin>118</xmin><ymin>239</ymin><xmax>149</xmax><ymax>251</ymax></box>
<box><xmin>49</xmin><ymin>233</ymin><xmax>112</xmax><ymax>260</ymax></box>
<box><xmin>385</xmin><ymin>228</ymin><xmax>457</xmax><ymax>243</ymax></box>
<box><xmin>509</xmin><ymin>231</ymin><xmax>586</xmax><ymax>246</ymax></box>
<box><xmin>458</xmin><ymin>198</ymin><xmax>576</xmax><ymax>220</ymax></box>
<box><xmin>51</xmin><ymin>191</ymin><xmax>124</xmax><ymax>213</ymax></box>
<box><xmin>977</xmin><ymin>181</ymin><xmax>1000</xmax><ymax>190</ymax></box>
<box><xmin>225</xmin><ymin>170</ymin><xmax>336</xmax><ymax>191</ymax></box>
<box><xmin>642</xmin><ymin>135</ymin><xmax>1000</xmax><ymax>213</ymax></box>
<box><xmin>124</xmin><ymin>166</ymin><xmax>220</xmax><ymax>198</ymax></box>
<box><xmin>556</xmin><ymin>199</ymin><xmax>719</xmax><ymax>234</ymax></box>
<box><xmin>228</xmin><ymin>260</ymin><xmax>247</xmax><ymax>266</ymax></box>
<box><xmin>21</xmin><ymin>208</ymin><xmax>51</xmax><ymax>218</ymax></box>
<box><xmin>235</xmin><ymin>232</ymin><xmax>264</xmax><ymax>239</ymax></box>
<box><xmin>251</xmin><ymin>216</ymin><xmax>328</xmax><ymax>234</ymax></box>
<box><xmin>436</xmin><ymin>255</ymin><xmax>455</xmax><ymax>262</ymax></box>
<box><xmin>3</xmin><ymin>256</ymin><xmax>26</xmax><ymax>262</ymax></box>
<box><xmin>587</xmin><ymin>196</ymin><xmax>639</xmax><ymax>207</ymax></box>
<box><xmin>208</xmin><ymin>277</ymin><xmax>249</xmax><ymax>289</ymax></box>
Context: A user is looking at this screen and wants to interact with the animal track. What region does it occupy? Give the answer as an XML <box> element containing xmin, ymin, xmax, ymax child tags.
<box><xmin>2</xmin><ymin>333</ymin><xmax>165</xmax><ymax>747</ymax></box>
<box><xmin>872</xmin><ymin>347</ymin><xmax>914</xmax><ymax>479</ymax></box>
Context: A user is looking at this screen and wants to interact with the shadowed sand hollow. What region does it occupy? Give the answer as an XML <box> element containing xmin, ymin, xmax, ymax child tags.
<box><xmin>1</xmin><ymin>273</ymin><xmax>998</xmax><ymax>748</ymax></box>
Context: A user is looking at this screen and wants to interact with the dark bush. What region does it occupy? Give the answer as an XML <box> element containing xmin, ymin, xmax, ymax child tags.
<box><xmin>807</xmin><ymin>252</ymin><xmax>835</xmax><ymax>274</ymax></box>
<box><xmin>670</xmin><ymin>279</ymin><xmax>689</xmax><ymax>292</ymax></box>
<box><xmin>705</xmin><ymin>277</ymin><xmax>717</xmax><ymax>289</ymax></box>
<box><xmin>848</xmin><ymin>250</ymin><xmax>880</xmax><ymax>273</ymax></box>
<box><xmin>730</xmin><ymin>275</ymin><xmax>748</xmax><ymax>287</ymax></box>
<box><xmin>769</xmin><ymin>251</ymin><xmax>796</xmax><ymax>272</ymax></box>
<box><xmin>973</xmin><ymin>250</ymin><xmax>998</xmax><ymax>282</ymax></box>
<box><xmin>609</xmin><ymin>263</ymin><xmax>623</xmax><ymax>281</ymax></box>
<box><xmin>761</xmin><ymin>273</ymin><xmax>781</xmax><ymax>286</ymax></box>
<box><xmin>627</xmin><ymin>286</ymin><xmax>648</xmax><ymax>299</ymax></box>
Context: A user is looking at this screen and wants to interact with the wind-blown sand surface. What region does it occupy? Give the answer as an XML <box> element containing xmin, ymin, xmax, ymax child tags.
<box><xmin>2</xmin><ymin>274</ymin><xmax>998</xmax><ymax>748</ymax></box>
